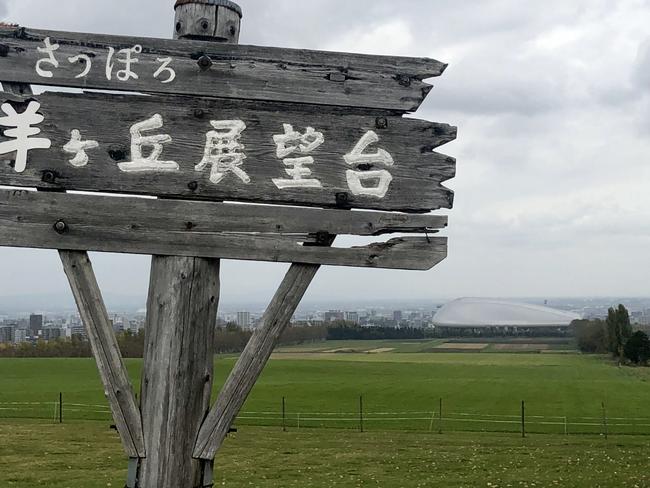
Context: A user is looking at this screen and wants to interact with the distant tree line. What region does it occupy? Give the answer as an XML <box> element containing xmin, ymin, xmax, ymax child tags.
<box><xmin>0</xmin><ymin>324</ymin><xmax>328</xmax><ymax>358</ymax></box>
<box><xmin>571</xmin><ymin>304</ymin><xmax>650</xmax><ymax>365</ymax></box>
<box><xmin>211</xmin><ymin>323</ymin><xmax>328</xmax><ymax>354</ymax></box>
<box><xmin>0</xmin><ymin>335</ymin><xmax>92</xmax><ymax>358</ymax></box>
<box><xmin>0</xmin><ymin>321</ymin><xmax>432</xmax><ymax>357</ymax></box>
<box><xmin>326</xmin><ymin>321</ymin><xmax>431</xmax><ymax>341</ymax></box>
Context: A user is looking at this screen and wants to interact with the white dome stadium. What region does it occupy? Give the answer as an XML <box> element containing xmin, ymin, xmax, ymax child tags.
<box><xmin>433</xmin><ymin>298</ymin><xmax>580</xmax><ymax>328</ymax></box>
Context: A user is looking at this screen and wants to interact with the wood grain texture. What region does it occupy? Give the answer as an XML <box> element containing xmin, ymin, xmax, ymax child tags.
<box><xmin>139</xmin><ymin>256</ymin><xmax>220</xmax><ymax>488</ymax></box>
<box><xmin>0</xmin><ymin>91</ymin><xmax>455</xmax><ymax>212</ymax></box>
<box><xmin>0</xmin><ymin>190</ymin><xmax>447</xmax><ymax>270</ymax></box>
<box><xmin>174</xmin><ymin>3</ymin><xmax>241</xmax><ymax>43</ymax></box>
<box><xmin>0</xmin><ymin>26</ymin><xmax>446</xmax><ymax>112</ymax></box>
<box><xmin>193</xmin><ymin>262</ymin><xmax>321</xmax><ymax>460</ymax></box>
<box><xmin>59</xmin><ymin>250</ymin><xmax>145</xmax><ymax>458</ymax></box>
<box><xmin>0</xmin><ymin>189</ymin><xmax>447</xmax><ymax>235</ymax></box>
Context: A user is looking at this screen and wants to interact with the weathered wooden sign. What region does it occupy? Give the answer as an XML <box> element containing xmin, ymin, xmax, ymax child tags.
<box><xmin>0</xmin><ymin>91</ymin><xmax>455</xmax><ymax>212</ymax></box>
<box><xmin>0</xmin><ymin>26</ymin><xmax>446</xmax><ymax>112</ymax></box>
<box><xmin>0</xmin><ymin>24</ymin><xmax>456</xmax><ymax>271</ymax></box>
<box><xmin>0</xmin><ymin>189</ymin><xmax>448</xmax><ymax>269</ymax></box>
<box><xmin>0</xmin><ymin>2</ymin><xmax>456</xmax><ymax>487</ymax></box>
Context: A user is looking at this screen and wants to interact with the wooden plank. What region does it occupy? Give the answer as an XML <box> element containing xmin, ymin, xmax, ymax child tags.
<box><xmin>0</xmin><ymin>26</ymin><xmax>446</xmax><ymax>112</ymax></box>
<box><xmin>194</xmin><ymin>262</ymin><xmax>321</xmax><ymax>460</ymax></box>
<box><xmin>139</xmin><ymin>256</ymin><xmax>220</xmax><ymax>487</ymax></box>
<box><xmin>59</xmin><ymin>250</ymin><xmax>146</xmax><ymax>458</ymax></box>
<box><xmin>0</xmin><ymin>189</ymin><xmax>447</xmax><ymax>236</ymax></box>
<box><xmin>0</xmin><ymin>194</ymin><xmax>447</xmax><ymax>270</ymax></box>
<box><xmin>0</xmin><ymin>91</ymin><xmax>455</xmax><ymax>212</ymax></box>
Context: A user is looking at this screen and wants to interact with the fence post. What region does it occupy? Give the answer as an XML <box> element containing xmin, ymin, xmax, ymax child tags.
<box><xmin>59</xmin><ymin>392</ymin><xmax>63</xmax><ymax>424</ymax></box>
<box><xmin>359</xmin><ymin>395</ymin><xmax>364</xmax><ymax>433</ymax></box>
<box><xmin>438</xmin><ymin>398</ymin><xmax>443</xmax><ymax>434</ymax></box>
<box><xmin>564</xmin><ymin>416</ymin><xmax>568</xmax><ymax>436</ymax></box>
<box><xmin>602</xmin><ymin>402</ymin><xmax>608</xmax><ymax>440</ymax></box>
<box><xmin>297</xmin><ymin>412</ymin><xmax>300</xmax><ymax>430</ymax></box>
<box><xmin>521</xmin><ymin>400</ymin><xmax>525</xmax><ymax>438</ymax></box>
<box><xmin>282</xmin><ymin>397</ymin><xmax>286</xmax><ymax>432</ymax></box>
<box><xmin>429</xmin><ymin>410</ymin><xmax>436</xmax><ymax>432</ymax></box>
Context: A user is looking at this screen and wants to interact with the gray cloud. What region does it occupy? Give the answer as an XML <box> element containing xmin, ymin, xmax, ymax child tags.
<box><xmin>634</xmin><ymin>38</ymin><xmax>650</xmax><ymax>90</ymax></box>
<box><xmin>1</xmin><ymin>0</ymin><xmax>650</xmax><ymax>303</ymax></box>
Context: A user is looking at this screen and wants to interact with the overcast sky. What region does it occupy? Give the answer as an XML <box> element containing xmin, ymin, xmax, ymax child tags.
<box><xmin>0</xmin><ymin>0</ymin><xmax>649</xmax><ymax>306</ymax></box>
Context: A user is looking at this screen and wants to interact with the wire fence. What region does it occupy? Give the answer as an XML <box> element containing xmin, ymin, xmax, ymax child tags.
<box><xmin>2</xmin><ymin>396</ymin><xmax>650</xmax><ymax>437</ymax></box>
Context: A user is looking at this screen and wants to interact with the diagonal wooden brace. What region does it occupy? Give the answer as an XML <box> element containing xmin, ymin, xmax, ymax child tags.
<box><xmin>1</xmin><ymin>82</ymin><xmax>145</xmax><ymax>460</ymax></box>
<box><xmin>60</xmin><ymin>250</ymin><xmax>146</xmax><ymax>459</ymax></box>
<box><xmin>193</xmin><ymin>261</ymin><xmax>323</xmax><ymax>460</ymax></box>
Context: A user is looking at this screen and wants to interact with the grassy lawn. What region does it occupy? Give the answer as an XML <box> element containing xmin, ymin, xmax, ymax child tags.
<box><xmin>2</xmin><ymin>350</ymin><xmax>650</xmax><ymax>485</ymax></box>
<box><xmin>1</xmin><ymin>352</ymin><xmax>650</xmax><ymax>433</ymax></box>
<box><xmin>0</xmin><ymin>421</ymin><xmax>648</xmax><ymax>488</ymax></box>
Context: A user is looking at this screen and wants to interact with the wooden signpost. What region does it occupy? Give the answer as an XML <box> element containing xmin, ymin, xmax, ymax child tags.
<box><xmin>0</xmin><ymin>1</ymin><xmax>456</xmax><ymax>486</ymax></box>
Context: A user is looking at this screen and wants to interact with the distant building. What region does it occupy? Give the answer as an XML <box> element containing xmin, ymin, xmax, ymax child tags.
<box><xmin>43</xmin><ymin>328</ymin><xmax>63</xmax><ymax>342</ymax></box>
<box><xmin>236</xmin><ymin>312</ymin><xmax>251</xmax><ymax>329</ymax></box>
<box><xmin>71</xmin><ymin>326</ymin><xmax>87</xmax><ymax>340</ymax></box>
<box><xmin>393</xmin><ymin>310</ymin><xmax>403</xmax><ymax>322</ymax></box>
<box><xmin>433</xmin><ymin>298</ymin><xmax>581</xmax><ymax>337</ymax></box>
<box><xmin>345</xmin><ymin>311</ymin><xmax>359</xmax><ymax>324</ymax></box>
<box><xmin>112</xmin><ymin>319</ymin><xmax>125</xmax><ymax>334</ymax></box>
<box><xmin>14</xmin><ymin>329</ymin><xmax>27</xmax><ymax>344</ymax></box>
<box><xmin>0</xmin><ymin>326</ymin><xmax>14</xmax><ymax>343</ymax></box>
<box><xmin>411</xmin><ymin>319</ymin><xmax>425</xmax><ymax>329</ymax></box>
<box><xmin>324</xmin><ymin>310</ymin><xmax>345</xmax><ymax>322</ymax></box>
<box><xmin>29</xmin><ymin>314</ymin><xmax>43</xmax><ymax>335</ymax></box>
<box><xmin>129</xmin><ymin>320</ymin><xmax>142</xmax><ymax>334</ymax></box>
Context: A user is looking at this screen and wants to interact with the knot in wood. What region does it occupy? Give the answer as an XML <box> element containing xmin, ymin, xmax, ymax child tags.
<box><xmin>335</xmin><ymin>192</ymin><xmax>351</xmax><ymax>209</ymax></box>
<box><xmin>107</xmin><ymin>146</ymin><xmax>129</xmax><ymax>162</ymax></box>
<box><xmin>396</xmin><ymin>74</ymin><xmax>412</xmax><ymax>87</ymax></box>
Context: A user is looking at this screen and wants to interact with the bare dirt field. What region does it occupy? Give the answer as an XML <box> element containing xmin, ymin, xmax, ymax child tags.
<box><xmin>435</xmin><ymin>343</ymin><xmax>489</xmax><ymax>350</ymax></box>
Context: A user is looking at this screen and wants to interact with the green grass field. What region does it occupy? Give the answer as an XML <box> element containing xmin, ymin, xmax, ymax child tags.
<box><xmin>2</xmin><ymin>346</ymin><xmax>649</xmax><ymax>433</ymax></box>
<box><xmin>2</xmin><ymin>344</ymin><xmax>650</xmax><ymax>486</ymax></box>
<box><xmin>1</xmin><ymin>421</ymin><xmax>649</xmax><ymax>488</ymax></box>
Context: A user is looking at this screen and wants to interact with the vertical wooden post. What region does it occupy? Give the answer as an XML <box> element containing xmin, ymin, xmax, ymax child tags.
<box><xmin>438</xmin><ymin>398</ymin><xmax>443</xmax><ymax>434</ymax></box>
<box><xmin>602</xmin><ymin>402</ymin><xmax>608</xmax><ymax>440</ymax></box>
<box><xmin>359</xmin><ymin>395</ymin><xmax>364</xmax><ymax>433</ymax></box>
<box><xmin>139</xmin><ymin>257</ymin><xmax>220</xmax><ymax>487</ymax></box>
<box><xmin>521</xmin><ymin>400</ymin><xmax>526</xmax><ymax>438</ymax></box>
<box><xmin>59</xmin><ymin>392</ymin><xmax>62</xmax><ymax>424</ymax></box>
<box><xmin>137</xmin><ymin>3</ymin><xmax>241</xmax><ymax>487</ymax></box>
<box><xmin>282</xmin><ymin>397</ymin><xmax>287</xmax><ymax>432</ymax></box>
